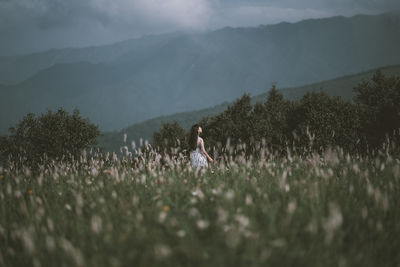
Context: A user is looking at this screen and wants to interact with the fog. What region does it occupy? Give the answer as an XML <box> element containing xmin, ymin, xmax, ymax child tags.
<box><xmin>1</xmin><ymin>0</ymin><xmax>399</xmax><ymax>56</ymax></box>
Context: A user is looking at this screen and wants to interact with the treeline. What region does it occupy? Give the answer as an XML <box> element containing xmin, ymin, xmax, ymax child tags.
<box><xmin>153</xmin><ymin>70</ymin><xmax>400</xmax><ymax>156</ymax></box>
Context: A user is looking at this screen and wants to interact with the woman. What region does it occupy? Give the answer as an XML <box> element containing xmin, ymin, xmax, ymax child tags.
<box><xmin>189</xmin><ymin>124</ymin><xmax>213</xmax><ymax>168</ymax></box>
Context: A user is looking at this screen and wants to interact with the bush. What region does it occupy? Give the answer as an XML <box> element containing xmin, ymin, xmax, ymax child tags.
<box><xmin>199</xmin><ymin>93</ymin><xmax>253</xmax><ymax>154</ymax></box>
<box><xmin>152</xmin><ymin>121</ymin><xmax>187</xmax><ymax>154</ymax></box>
<box><xmin>251</xmin><ymin>85</ymin><xmax>292</xmax><ymax>152</ymax></box>
<box><xmin>353</xmin><ymin>70</ymin><xmax>400</xmax><ymax>151</ymax></box>
<box><xmin>0</xmin><ymin>108</ymin><xmax>100</xmax><ymax>170</ymax></box>
<box><xmin>289</xmin><ymin>92</ymin><xmax>361</xmax><ymax>153</ymax></box>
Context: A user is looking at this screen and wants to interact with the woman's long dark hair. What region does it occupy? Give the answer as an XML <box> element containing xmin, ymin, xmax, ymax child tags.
<box><xmin>189</xmin><ymin>124</ymin><xmax>200</xmax><ymax>151</ymax></box>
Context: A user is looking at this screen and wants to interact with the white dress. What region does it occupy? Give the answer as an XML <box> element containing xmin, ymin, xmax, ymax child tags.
<box><xmin>190</xmin><ymin>137</ymin><xmax>208</xmax><ymax>168</ymax></box>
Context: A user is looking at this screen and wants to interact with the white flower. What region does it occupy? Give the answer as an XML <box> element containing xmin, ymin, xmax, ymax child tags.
<box><xmin>245</xmin><ymin>195</ymin><xmax>253</xmax><ymax>206</ymax></box>
<box><xmin>234</xmin><ymin>214</ymin><xmax>249</xmax><ymax>228</ymax></box>
<box><xmin>191</xmin><ymin>188</ymin><xmax>205</xmax><ymax>200</ymax></box>
<box><xmin>188</xmin><ymin>207</ymin><xmax>200</xmax><ymax>217</ymax></box>
<box><xmin>91</xmin><ymin>215</ymin><xmax>102</xmax><ymax>234</ymax></box>
<box><xmin>158</xmin><ymin>211</ymin><xmax>167</xmax><ymax>223</ymax></box>
<box><xmin>287</xmin><ymin>201</ymin><xmax>297</xmax><ymax>214</ymax></box>
<box><xmin>154</xmin><ymin>244</ymin><xmax>171</xmax><ymax>258</ymax></box>
<box><xmin>225</xmin><ymin>190</ymin><xmax>235</xmax><ymax>201</ymax></box>
<box><xmin>177</xmin><ymin>230</ymin><xmax>186</xmax><ymax>238</ymax></box>
<box><xmin>217</xmin><ymin>208</ymin><xmax>228</xmax><ymax>224</ymax></box>
<box><xmin>196</xmin><ymin>219</ymin><xmax>210</xmax><ymax>230</ymax></box>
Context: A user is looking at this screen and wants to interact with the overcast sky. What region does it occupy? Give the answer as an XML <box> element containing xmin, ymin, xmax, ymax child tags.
<box><xmin>0</xmin><ymin>0</ymin><xmax>399</xmax><ymax>56</ymax></box>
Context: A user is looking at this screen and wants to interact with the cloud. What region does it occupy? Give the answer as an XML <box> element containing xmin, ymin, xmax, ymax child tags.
<box><xmin>0</xmin><ymin>0</ymin><xmax>399</xmax><ymax>55</ymax></box>
<box><xmin>212</xmin><ymin>5</ymin><xmax>333</xmax><ymax>27</ymax></box>
<box><xmin>92</xmin><ymin>0</ymin><xmax>215</xmax><ymax>29</ymax></box>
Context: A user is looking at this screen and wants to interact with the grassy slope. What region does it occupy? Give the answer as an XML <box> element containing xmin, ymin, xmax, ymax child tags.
<box><xmin>99</xmin><ymin>65</ymin><xmax>400</xmax><ymax>152</ymax></box>
<box><xmin>1</xmin><ymin>147</ymin><xmax>399</xmax><ymax>266</ymax></box>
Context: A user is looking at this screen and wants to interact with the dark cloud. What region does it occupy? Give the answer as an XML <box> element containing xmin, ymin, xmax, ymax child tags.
<box><xmin>0</xmin><ymin>0</ymin><xmax>398</xmax><ymax>56</ymax></box>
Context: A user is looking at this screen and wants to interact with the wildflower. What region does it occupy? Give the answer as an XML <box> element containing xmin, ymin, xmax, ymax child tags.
<box><xmin>159</xmin><ymin>211</ymin><xmax>167</xmax><ymax>223</ymax></box>
<box><xmin>47</xmin><ymin>218</ymin><xmax>54</xmax><ymax>232</ymax></box>
<box><xmin>91</xmin><ymin>215</ymin><xmax>102</xmax><ymax>234</ymax></box>
<box><xmin>217</xmin><ymin>208</ymin><xmax>228</xmax><ymax>224</ymax></box>
<box><xmin>176</xmin><ymin>230</ymin><xmax>186</xmax><ymax>238</ymax></box>
<box><xmin>154</xmin><ymin>244</ymin><xmax>171</xmax><ymax>258</ymax></box>
<box><xmin>0</xmin><ymin>174</ymin><xmax>3</xmax><ymax>180</ymax></box>
<box><xmin>234</xmin><ymin>214</ymin><xmax>250</xmax><ymax>228</ymax></box>
<box><xmin>188</xmin><ymin>207</ymin><xmax>200</xmax><ymax>217</ymax></box>
<box><xmin>225</xmin><ymin>190</ymin><xmax>235</xmax><ymax>201</ymax></box>
<box><xmin>285</xmin><ymin>184</ymin><xmax>290</xmax><ymax>192</ymax></box>
<box><xmin>196</xmin><ymin>219</ymin><xmax>210</xmax><ymax>230</ymax></box>
<box><xmin>28</xmin><ymin>189</ymin><xmax>33</xmax><ymax>195</ymax></box>
<box><xmin>245</xmin><ymin>195</ymin><xmax>253</xmax><ymax>206</ymax></box>
<box><xmin>323</xmin><ymin>202</ymin><xmax>343</xmax><ymax>244</ymax></box>
<box><xmin>361</xmin><ymin>207</ymin><xmax>368</xmax><ymax>219</ymax></box>
<box><xmin>19</xmin><ymin>228</ymin><xmax>35</xmax><ymax>254</ymax></box>
<box><xmin>14</xmin><ymin>190</ymin><xmax>22</xmax><ymax>198</ymax></box>
<box><xmin>192</xmin><ymin>188</ymin><xmax>205</xmax><ymax>200</ymax></box>
<box><xmin>59</xmin><ymin>238</ymin><xmax>85</xmax><ymax>267</ymax></box>
<box><xmin>287</xmin><ymin>201</ymin><xmax>297</xmax><ymax>214</ymax></box>
<box><xmin>162</xmin><ymin>205</ymin><xmax>170</xmax><ymax>212</ymax></box>
<box><xmin>376</xmin><ymin>221</ymin><xmax>383</xmax><ymax>232</ymax></box>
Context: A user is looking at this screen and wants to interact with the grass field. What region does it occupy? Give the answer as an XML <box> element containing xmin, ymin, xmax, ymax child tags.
<box><xmin>1</xmin><ymin>143</ymin><xmax>400</xmax><ymax>267</ymax></box>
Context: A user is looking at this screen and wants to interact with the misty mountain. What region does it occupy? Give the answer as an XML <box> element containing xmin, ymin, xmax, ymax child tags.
<box><xmin>0</xmin><ymin>32</ymin><xmax>182</xmax><ymax>85</ymax></box>
<box><xmin>99</xmin><ymin>65</ymin><xmax>400</xmax><ymax>152</ymax></box>
<box><xmin>1</xmin><ymin>12</ymin><xmax>400</xmax><ymax>134</ymax></box>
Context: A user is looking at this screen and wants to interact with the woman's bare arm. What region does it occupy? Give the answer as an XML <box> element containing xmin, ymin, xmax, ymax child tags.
<box><xmin>200</xmin><ymin>138</ymin><xmax>214</xmax><ymax>162</ymax></box>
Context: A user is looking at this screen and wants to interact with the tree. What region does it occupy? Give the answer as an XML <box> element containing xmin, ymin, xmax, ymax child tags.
<box><xmin>152</xmin><ymin>121</ymin><xmax>187</xmax><ymax>154</ymax></box>
<box><xmin>0</xmin><ymin>108</ymin><xmax>100</xmax><ymax>170</ymax></box>
<box><xmin>289</xmin><ymin>92</ymin><xmax>360</xmax><ymax>153</ymax></box>
<box><xmin>251</xmin><ymin>85</ymin><xmax>292</xmax><ymax>151</ymax></box>
<box><xmin>353</xmin><ymin>70</ymin><xmax>400</xmax><ymax>150</ymax></box>
<box><xmin>199</xmin><ymin>93</ymin><xmax>253</xmax><ymax>153</ymax></box>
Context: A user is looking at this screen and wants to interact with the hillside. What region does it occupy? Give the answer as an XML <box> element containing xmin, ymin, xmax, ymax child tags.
<box><xmin>1</xmin><ymin>13</ymin><xmax>400</xmax><ymax>134</ymax></box>
<box><xmin>98</xmin><ymin>65</ymin><xmax>400</xmax><ymax>152</ymax></box>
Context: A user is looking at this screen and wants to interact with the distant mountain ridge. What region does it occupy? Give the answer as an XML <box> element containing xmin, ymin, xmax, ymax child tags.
<box><xmin>1</xmin><ymin>12</ymin><xmax>400</xmax><ymax>134</ymax></box>
<box><xmin>98</xmin><ymin>65</ymin><xmax>400</xmax><ymax>152</ymax></box>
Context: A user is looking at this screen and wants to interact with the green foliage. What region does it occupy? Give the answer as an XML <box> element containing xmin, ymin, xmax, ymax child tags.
<box><xmin>196</xmin><ymin>88</ymin><xmax>362</xmax><ymax>156</ymax></box>
<box><xmin>98</xmin><ymin>65</ymin><xmax>400</xmax><ymax>153</ymax></box>
<box><xmin>194</xmin><ymin>70</ymin><xmax>399</xmax><ymax>155</ymax></box>
<box><xmin>251</xmin><ymin>85</ymin><xmax>293</xmax><ymax>151</ymax></box>
<box><xmin>107</xmin><ymin>70</ymin><xmax>400</xmax><ymax>158</ymax></box>
<box><xmin>153</xmin><ymin>121</ymin><xmax>187</xmax><ymax>154</ymax></box>
<box><xmin>353</xmin><ymin>70</ymin><xmax>400</xmax><ymax>150</ymax></box>
<box><xmin>290</xmin><ymin>92</ymin><xmax>361</xmax><ymax>153</ymax></box>
<box><xmin>199</xmin><ymin>93</ymin><xmax>253</xmax><ymax>151</ymax></box>
<box><xmin>0</xmin><ymin>108</ymin><xmax>100</xmax><ymax>170</ymax></box>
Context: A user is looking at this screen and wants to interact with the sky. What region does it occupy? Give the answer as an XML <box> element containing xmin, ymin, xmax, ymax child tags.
<box><xmin>0</xmin><ymin>0</ymin><xmax>399</xmax><ymax>56</ymax></box>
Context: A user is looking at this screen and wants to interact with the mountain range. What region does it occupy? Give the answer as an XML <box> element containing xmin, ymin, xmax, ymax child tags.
<box><xmin>1</xmin><ymin>12</ymin><xmax>400</xmax><ymax>134</ymax></box>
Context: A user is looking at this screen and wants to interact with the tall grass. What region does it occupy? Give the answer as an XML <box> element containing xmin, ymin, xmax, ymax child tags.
<box><xmin>1</xmin><ymin>138</ymin><xmax>399</xmax><ymax>267</ymax></box>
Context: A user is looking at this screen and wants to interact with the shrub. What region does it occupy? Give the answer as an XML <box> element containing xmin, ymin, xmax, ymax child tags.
<box><xmin>152</xmin><ymin>121</ymin><xmax>187</xmax><ymax>154</ymax></box>
<box><xmin>353</xmin><ymin>70</ymin><xmax>400</xmax><ymax>151</ymax></box>
<box><xmin>0</xmin><ymin>108</ymin><xmax>100</xmax><ymax>170</ymax></box>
